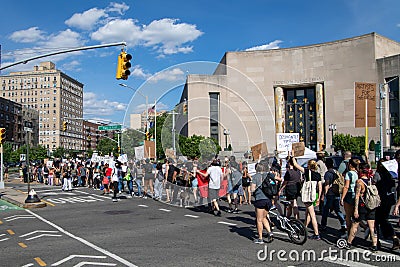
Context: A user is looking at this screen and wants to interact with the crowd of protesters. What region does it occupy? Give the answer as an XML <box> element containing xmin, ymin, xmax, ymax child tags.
<box><xmin>13</xmin><ymin>149</ymin><xmax>400</xmax><ymax>251</ymax></box>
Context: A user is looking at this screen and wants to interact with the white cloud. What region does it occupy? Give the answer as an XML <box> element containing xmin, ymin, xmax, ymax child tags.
<box><xmin>133</xmin><ymin>101</ymin><xmax>169</xmax><ymax>113</ymax></box>
<box><xmin>84</xmin><ymin>92</ymin><xmax>127</xmax><ymax>116</ymax></box>
<box><xmin>148</xmin><ymin>68</ymin><xmax>185</xmax><ymax>83</ymax></box>
<box><xmin>65</xmin><ymin>8</ymin><xmax>107</xmax><ymax>30</ymax></box>
<box><xmin>142</xmin><ymin>18</ymin><xmax>203</xmax><ymax>55</ymax></box>
<box><xmin>131</xmin><ymin>65</ymin><xmax>151</xmax><ymax>79</ymax></box>
<box><xmin>106</xmin><ymin>2</ymin><xmax>129</xmax><ymax>15</ymax></box>
<box><xmin>91</xmin><ymin>18</ymin><xmax>142</xmax><ymax>46</ymax></box>
<box><xmin>9</xmin><ymin>27</ymin><xmax>45</xmax><ymax>43</ymax></box>
<box><xmin>61</xmin><ymin>60</ymin><xmax>81</xmax><ymax>71</ymax></box>
<box><xmin>91</xmin><ymin>18</ymin><xmax>203</xmax><ymax>56</ymax></box>
<box><xmin>245</xmin><ymin>40</ymin><xmax>283</xmax><ymax>51</ymax></box>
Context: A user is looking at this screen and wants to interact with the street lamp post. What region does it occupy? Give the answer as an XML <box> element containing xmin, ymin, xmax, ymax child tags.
<box><xmin>223</xmin><ymin>129</ymin><xmax>230</xmax><ymax>151</ymax></box>
<box><xmin>386</xmin><ymin>128</ymin><xmax>395</xmax><ymax>151</ymax></box>
<box><xmin>119</xmin><ymin>83</ymin><xmax>156</xmax><ymax>159</ymax></box>
<box><xmin>379</xmin><ymin>76</ymin><xmax>399</xmax><ymax>159</ymax></box>
<box><xmin>328</xmin><ymin>124</ymin><xmax>336</xmax><ymax>149</ymax></box>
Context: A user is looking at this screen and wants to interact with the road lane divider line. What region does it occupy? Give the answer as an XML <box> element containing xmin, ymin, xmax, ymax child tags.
<box><xmin>74</xmin><ymin>262</ymin><xmax>116</xmax><ymax>267</ymax></box>
<box><xmin>7</xmin><ymin>229</ymin><xmax>15</xmax><ymax>235</ymax></box>
<box><xmin>138</xmin><ymin>205</ymin><xmax>148</xmax><ymax>208</ymax></box>
<box><xmin>4</xmin><ymin>214</ymin><xmax>34</xmax><ymax>220</ymax></box>
<box><xmin>25</xmin><ymin>210</ymin><xmax>137</xmax><ymax>267</ymax></box>
<box><xmin>16</xmin><ymin>190</ymin><xmax>27</xmax><ymax>194</ymax></box>
<box><xmin>184</xmin><ymin>215</ymin><xmax>199</xmax><ymax>218</ymax></box>
<box><xmin>75</xmin><ymin>190</ymin><xmax>113</xmax><ymax>200</ymax></box>
<box><xmin>217</xmin><ymin>221</ymin><xmax>237</xmax><ymax>226</ymax></box>
<box><xmin>21</xmin><ymin>263</ymin><xmax>34</xmax><ymax>267</ymax></box>
<box><xmin>159</xmin><ymin>209</ymin><xmax>171</xmax><ymax>212</ymax></box>
<box><xmin>0</xmin><ymin>238</ymin><xmax>10</xmax><ymax>242</ymax></box>
<box><xmin>18</xmin><ymin>242</ymin><xmax>27</xmax><ymax>248</ymax></box>
<box><xmin>34</xmin><ymin>257</ymin><xmax>47</xmax><ymax>266</ymax></box>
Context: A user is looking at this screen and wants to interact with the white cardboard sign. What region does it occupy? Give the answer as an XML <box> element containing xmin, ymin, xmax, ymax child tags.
<box><xmin>276</xmin><ymin>133</ymin><xmax>300</xmax><ymax>152</ymax></box>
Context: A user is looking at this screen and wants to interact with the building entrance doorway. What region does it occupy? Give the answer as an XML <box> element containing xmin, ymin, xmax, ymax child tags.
<box><xmin>285</xmin><ymin>87</ymin><xmax>318</xmax><ymax>151</ymax></box>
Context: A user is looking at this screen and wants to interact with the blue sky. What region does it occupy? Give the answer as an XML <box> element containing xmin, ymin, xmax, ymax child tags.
<box><xmin>1</xmin><ymin>0</ymin><xmax>400</xmax><ymax>124</ymax></box>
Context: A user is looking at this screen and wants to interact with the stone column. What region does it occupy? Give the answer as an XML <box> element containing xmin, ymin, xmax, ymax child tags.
<box><xmin>316</xmin><ymin>83</ymin><xmax>325</xmax><ymax>151</ymax></box>
<box><xmin>275</xmin><ymin>87</ymin><xmax>285</xmax><ymax>134</ymax></box>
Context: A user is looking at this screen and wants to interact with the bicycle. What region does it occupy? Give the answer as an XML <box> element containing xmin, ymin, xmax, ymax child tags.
<box><xmin>269</xmin><ymin>200</ymin><xmax>308</xmax><ymax>245</ymax></box>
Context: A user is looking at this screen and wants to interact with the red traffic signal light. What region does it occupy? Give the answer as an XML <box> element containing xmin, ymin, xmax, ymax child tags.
<box><xmin>116</xmin><ymin>51</ymin><xmax>132</xmax><ymax>80</ymax></box>
<box><xmin>0</xmin><ymin>128</ymin><xmax>6</xmax><ymax>144</ymax></box>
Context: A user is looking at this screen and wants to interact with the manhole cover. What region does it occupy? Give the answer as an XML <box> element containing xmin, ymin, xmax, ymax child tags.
<box><xmin>104</xmin><ymin>210</ymin><xmax>132</xmax><ymax>215</ymax></box>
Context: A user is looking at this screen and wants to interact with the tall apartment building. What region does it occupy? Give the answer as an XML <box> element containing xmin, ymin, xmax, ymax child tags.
<box><xmin>0</xmin><ymin>62</ymin><xmax>83</xmax><ymax>152</ymax></box>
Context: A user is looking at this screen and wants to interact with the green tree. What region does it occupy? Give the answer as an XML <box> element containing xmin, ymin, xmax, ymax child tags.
<box><xmin>121</xmin><ymin>128</ymin><xmax>146</xmax><ymax>159</ymax></box>
<box><xmin>178</xmin><ymin>134</ymin><xmax>221</xmax><ymax>160</ymax></box>
<box><xmin>52</xmin><ymin>147</ymin><xmax>66</xmax><ymax>159</ymax></box>
<box><xmin>30</xmin><ymin>145</ymin><xmax>47</xmax><ymax>160</ymax></box>
<box><xmin>333</xmin><ymin>133</ymin><xmax>365</xmax><ymax>155</ymax></box>
<box><xmin>97</xmin><ymin>137</ymin><xmax>118</xmax><ymax>156</ymax></box>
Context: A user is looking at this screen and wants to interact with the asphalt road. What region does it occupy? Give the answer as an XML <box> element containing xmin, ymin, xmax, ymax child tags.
<box><xmin>1</xmin><ymin>179</ymin><xmax>400</xmax><ymax>267</ymax></box>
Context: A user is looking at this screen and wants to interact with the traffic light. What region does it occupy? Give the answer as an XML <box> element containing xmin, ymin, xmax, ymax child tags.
<box><xmin>116</xmin><ymin>51</ymin><xmax>132</xmax><ymax>80</ymax></box>
<box><xmin>183</xmin><ymin>102</ymin><xmax>188</xmax><ymax>114</ymax></box>
<box><xmin>145</xmin><ymin>132</ymin><xmax>151</xmax><ymax>141</ymax></box>
<box><xmin>0</xmin><ymin>128</ymin><xmax>6</xmax><ymax>144</ymax></box>
<box><xmin>62</xmin><ymin>121</ymin><xmax>68</xmax><ymax>131</ymax></box>
<box><xmin>87</xmin><ymin>135</ymin><xmax>92</xmax><ymax>148</ymax></box>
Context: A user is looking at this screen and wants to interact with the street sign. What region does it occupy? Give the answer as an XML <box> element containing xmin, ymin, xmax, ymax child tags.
<box><xmin>98</xmin><ymin>125</ymin><xmax>122</xmax><ymax>131</ymax></box>
<box><xmin>20</xmin><ymin>154</ymin><xmax>26</xmax><ymax>161</ymax></box>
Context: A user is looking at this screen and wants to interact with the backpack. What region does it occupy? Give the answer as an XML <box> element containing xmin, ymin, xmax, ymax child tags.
<box><xmin>261</xmin><ymin>172</ymin><xmax>278</xmax><ymax>198</ymax></box>
<box><xmin>330</xmin><ymin>169</ymin><xmax>344</xmax><ymax>195</ymax></box>
<box><xmin>361</xmin><ymin>179</ymin><xmax>381</xmax><ymax>210</ymax></box>
<box><xmin>123</xmin><ymin>168</ymin><xmax>131</xmax><ymax>181</ymax></box>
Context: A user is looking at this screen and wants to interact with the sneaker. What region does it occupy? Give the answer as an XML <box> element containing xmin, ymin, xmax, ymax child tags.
<box><xmin>143</xmin><ymin>196</ymin><xmax>148</xmax><ymax>199</ymax></box>
<box><xmin>214</xmin><ymin>210</ymin><xmax>221</xmax><ymax>217</ymax></box>
<box><xmin>343</xmin><ymin>243</ymin><xmax>352</xmax><ymax>250</ymax></box>
<box><xmin>227</xmin><ymin>209</ymin><xmax>233</xmax><ymax>213</ymax></box>
<box><xmin>232</xmin><ymin>208</ymin><xmax>239</xmax><ymax>214</ymax></box>
<box><xmin>310</xmin><ymin>234</ymin><xmax>321</xmax><ymax>240</ymax></box>
<box><xmin>127</xmin><ymin>195</ymin><xmax>132</xmax><ymax>199</ymax></box>
<box><xmin>254</xmin><ymin>238</ymin><xmax>264</xmax><ymax>244</ymax></box>
<box><xmin>265</xmin><ymin>232</ymin><xmax>274</xmax><ymax>243</ymax></box>
<box><xmin>112</xmin><ymin>198</ymin><xmax>118</xmax><ymax>202</ymax></box>
<box><xmin>392</xmin><ymin>236</ymin><xmax>400</xmax><ymax>250</ymax></box>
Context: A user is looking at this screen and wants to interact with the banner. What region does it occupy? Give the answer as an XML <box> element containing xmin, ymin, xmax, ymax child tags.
<box><xmin>354</xmin><ymin>82</ymin><xmax>376</xmax><ymax>128</ymax></box>
<box><xmin>135</xmin><ymin>146</ymin><xmax>145</xmax><ymax>160</ymax></box>
<box><xmin>117</xmin><ymin>154</ymin><xmax>128</xmax><ymax>163</ymax></box>
<box><xmin>251</xmin><ymin>142</ymin><xmax>268</xmax><ymax>160</ymax></box>
<box><xmin>196</xmin><ymin>168</ymin><xmax>228</xmax><ymax>198</ymax></box>
<box><xmin>292</xmin><ymin>142</ymin><xmax>305</xmax><ymax>157</ymax></box>
<box><xmin>276</xmin><ymin>133</ymin><xmax>299</xmax><ymax>152</ymax></box>
<box><xmin>382</xmin><ymin>159</ymin><xmax>398</xmax><ymax>178</ymax></box>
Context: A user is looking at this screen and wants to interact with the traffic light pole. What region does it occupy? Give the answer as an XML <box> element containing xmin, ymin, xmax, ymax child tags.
<box><xmin>0</xmin><ymin>42</ymin><xmax>127</xmax><ymax>71</ymax></box>
<box><xmin>0</xmin><ymin>144</ymin><xmax>4</xmax><ymax>189</ymax></box>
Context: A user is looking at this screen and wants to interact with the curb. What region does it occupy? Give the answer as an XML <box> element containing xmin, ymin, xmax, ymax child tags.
<box><xmin>1</xmin><ymin>195</ymin><xmax>47</xmax><ymax>209</ymax></box>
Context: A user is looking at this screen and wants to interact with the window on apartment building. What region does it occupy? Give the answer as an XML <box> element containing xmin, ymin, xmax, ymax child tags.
<box><xmin>209</xmin><ymin>92</ymin><xmax>220</xmax><ymax>142</ymax></box>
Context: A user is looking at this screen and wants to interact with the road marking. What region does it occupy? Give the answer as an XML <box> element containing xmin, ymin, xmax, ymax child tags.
<box><xmin>34</xmin><ymin>257</ymin><xmax>47</xmax><ymax>266</ymax></box>
<box><xmin>21</xmin><ymin>264</ymin><xmax>34</xmax><ymax>267</ymax></box>
<box><xmin>16</xmin><ymin>189</ymin><xmax>27</xmax><ymax>194</ymax></box>
<box><xmin>138</xmin><ymin>204</ymin><xmax>148</xmax><ymax>208</ymax></box>
<box><xmin>217</xmin><ymin>221</ymin><xmax>237</xmax><ymax>226</ymax></box>
<box><xmin>18</xmin><ymin>242</ymin><xmax>27</xmax><ymax>248</ymax></box>
<box><xmin>52</xmin><ymin>255</ymin><xmax>107</xmax><ymax>266</ymax></box>
<box><xmin>26</xmin><ymin>210</ymin><xmax>137</xmax><ymax>267</ymax></box>
<box><xmin>0</xmin><ymin>234</ymin><xmax>5</xmax><ymax>237</ymax></box>
<box><xmin>0</xmin><ymin>238</ymin><xmax>9</xmax><ymax>242</ymax></box>
<box><xmin>26</xmin><ymin>234</ymin><xmax>62</xmax><ymax>241</ymax></box>
<box><xmin>47</xmin><ymin>196</ymin><xmax>104</xmax><ymax>204</ymax></box>
<box><xmin>7</xmin><ymin>229</ymin><xmax>15</xmax><ymax>235</ymax></box>
<box><xmin>41</xmin><ymin>200</ymin><xmax>56</xmax><ymax>207</ymax></box>
<box><xmin>20</xmin><ymin>230</ymin><xmax>59</xmax><ymax>238</ymax></box>
<box><xmin>4</xmin><ymin>215</ymin><xmax>35</xmax><ymax>221</ymax></box>
<box><xmin>184</xmin><ymin>215</ymin><xmax>199</xmax><ymax>218</ymax></box>
<box><xmin>0</xmin><ymin>220</ymin><xmax>2</xmax><ymax>224</ymax></box>
<box><xmin>159</xmin><ymin>208</ymin><xmax>171</xmax><ymax>212</ymax></box>
<box><xmin>74</xmin><ymin>262</ymin><xmax>116</xmax><ymax>267</ymax></box>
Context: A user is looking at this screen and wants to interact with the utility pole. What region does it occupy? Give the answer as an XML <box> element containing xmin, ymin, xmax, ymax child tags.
<box><xmin>168</xmin><ymin>111</ymin><xmax>179</xmax><ymax>156</ymax></box>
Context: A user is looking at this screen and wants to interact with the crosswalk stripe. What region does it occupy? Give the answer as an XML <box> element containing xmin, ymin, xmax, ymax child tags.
<box><xmin>159</xmin><ymin>209</ymin><xmax>171</xmax><ymax>212</ymax></box>
<box><xmin>218</xmin><ymin>221</ymin><xmax>237</xmax><ymax>226</ymax></box>
<box><xmin>138</xmin><ymin>205</ymin><xmax>148</xmax><ymax>208</ymax></box>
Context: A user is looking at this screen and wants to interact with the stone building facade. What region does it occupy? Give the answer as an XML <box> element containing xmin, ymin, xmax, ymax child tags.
<box><xmin>179</xmin><ymin>33</ymin><xmax>400</xmax><ymax>154</ymax></box>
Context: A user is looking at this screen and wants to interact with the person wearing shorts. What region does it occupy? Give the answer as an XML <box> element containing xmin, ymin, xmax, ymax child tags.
<box><xmin>279</xmin><ymin>157</ymin><xmax>301</xmax><ymax>219</ymax></box>
<box><xmin>251</xmin><ymin>163</ymin><xmax>273</xmax><ymax>244</ymax></box>
<box><xmin>197</xmin><ymin>159</ymin><xmax>223</xmax><ymax>216</ymax></box>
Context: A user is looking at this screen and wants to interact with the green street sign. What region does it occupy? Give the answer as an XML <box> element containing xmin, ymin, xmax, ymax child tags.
<box><xmin>98</xmin><ymin>125</ymin><xmax>122</xmax><ymax>131</ymax></box>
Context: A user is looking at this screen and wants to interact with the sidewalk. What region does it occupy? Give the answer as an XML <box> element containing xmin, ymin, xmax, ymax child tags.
<box><xmin>0</xmin><ymin>186</ymin><xmax>47</xmax><ymax>209</ymax></box>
